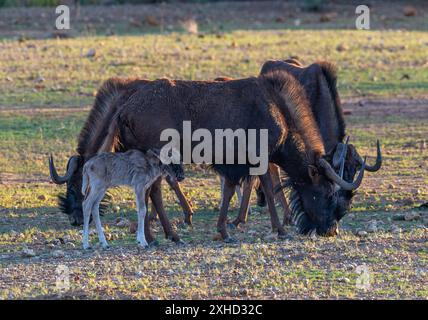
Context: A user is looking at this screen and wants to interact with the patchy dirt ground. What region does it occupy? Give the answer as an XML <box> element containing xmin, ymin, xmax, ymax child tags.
<box><xmin>0</xmin><ymin>99</ymin><xmax>427</xmax><ymax>299</ymax></box>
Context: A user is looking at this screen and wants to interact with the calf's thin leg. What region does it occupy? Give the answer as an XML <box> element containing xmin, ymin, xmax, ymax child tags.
<box><xmin>135</xmin><ymin>185</ymin><xmax>149</xmax><ymax>248</ymax></box>
<box><xmin>91</xmin><ymin>188</ymin><xmax>109</xmax><ymax>248</ymax></box>
<box><xmin>165</xmin><ymin>175</ymin><xmax>194</xmax><ymax>226</ymax></box>
<box><xmin>82</xmin><ymin>197</ymin><xmax>92</xmax><ymax>250</ymax></box>
<box><xmin>259</xmin><ymin>172</ymin><xmax>287</xmax><ymax>238</ymax></box>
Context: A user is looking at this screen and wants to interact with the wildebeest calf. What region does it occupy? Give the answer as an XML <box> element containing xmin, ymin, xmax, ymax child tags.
<box><xmin>81</xmin><ymin>149</ymin><xmax>184</xmax><ymax>250</ymax></box>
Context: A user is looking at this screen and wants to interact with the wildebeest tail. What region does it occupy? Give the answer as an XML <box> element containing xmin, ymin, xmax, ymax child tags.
<box><xmin>98</xmin><ymin>113</ymin><xmax>120</xmax><ymax>153</ymax></box>
<box><xmin>262</xmin><ymin>70</ymin><xmax>325</xmax><ymax>162</ymax></box>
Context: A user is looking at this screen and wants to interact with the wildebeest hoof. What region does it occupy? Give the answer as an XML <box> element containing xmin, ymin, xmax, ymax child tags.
<box><xmin>175</xmin><ymin>239</ymin><xmax>186</xmax><ymax>246</ymax></box>
<box><xmin>227</xmin><ymin>223</ymin><xmax>237</xmax><ymax>230</ymax></box>
<box><xmin>224</xmin><ymin>236</ymin><xmax>237</xmax><ymax>243</ymax></box>
<box><xmin>147</xmin><ymin>239</ymin><xmax>159</xmax><ymax>247</ymax></box>
<box><xmin>278</xmin><ymin>233</ymin><xmax>292</xmax><ymax>240</ymax></box>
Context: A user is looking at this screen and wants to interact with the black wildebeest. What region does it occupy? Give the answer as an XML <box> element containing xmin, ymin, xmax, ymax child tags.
<box><xmin>98</xmin><ymin>70</ymin><xmax>366</xmax><ymax>239</ymax></box>
<box><xmin>50</xmin><ymin>68</ymin><xmax>367</xmax><ymax>241</ymax></box>
<box><xmin>236</xmin><ymin>59</ymin><xmax>381</xmax><ymax>235</ymax></box>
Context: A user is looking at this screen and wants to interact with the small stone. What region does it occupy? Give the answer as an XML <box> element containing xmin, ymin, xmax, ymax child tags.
<box><xmin>338</xmin><ymin>277</ymin><xmax>350</xmax><ymax>284</ymax></box>
<box><xmin>404</xmin><ymin>211</ymin><xmax>420</xmax><ymax>221</ymax></box>
<box><xmin>37</xmin><ymin>194</ymin><xmax>46</xmax><ymax>200</ymax></box>
<box><xmin>115</xmin><ymin>217</ymin><xmax>130</xmax><ymax>228</ymax></box>
<box><xmin>336</xmin><ymin>44</ymin><xmax>348</xmax><ymax>52</ymax></box>
<box><xmin>357</xmin><ymin>230</ymin><xmax>367</xmax><ymax>237</ymax></box>
<box><xmin>391</xmin><ymin>226</ymin><xmax>402</xmax><ymax>234</ymax></box>
<box><xmin>412</xmin><ymin>189</ymin><xmax>421</xmax><ymax>196</ymax></box>
<box><xmin>388</xmin><ymin>183</ymin><xmax>395</xmax><ymax>190</ymax></box>
<box><xmin>52</xmin><ymin>250</ymin><xmax>65</xmax><ymax>258</ymax></box>
<box><xmin>85</xmin><ymin>49</ymin><xmax>96</xmax><ymax>58</ymax></box>
<box><xmin>112</xmin><ymin>205</ymin><xmax>120</xmax><ymax>213</ymax></box>
<box><xmin>34</xmin><ymin>75</ymin><xmax>45</xmax><ymax>83</ymax></box>
<box><xmin>367</xmin><ymin>220</ymin><xmax>378</xmax><ymax>233</ymax></box>
<box><xmin>22</xmin><ymin>248</ymin><xmax>36</xmax><ymax>258</ymax></box>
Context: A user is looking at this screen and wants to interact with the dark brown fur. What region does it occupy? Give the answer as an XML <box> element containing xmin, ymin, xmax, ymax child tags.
<box><xmin>95</xmin><ymin>71</ymin><xmax>328</xmax><ymax>239</ymax></box>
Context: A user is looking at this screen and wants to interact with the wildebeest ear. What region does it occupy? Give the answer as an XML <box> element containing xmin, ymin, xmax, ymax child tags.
<box><xmin>308</xmin><ymin>165</ymin><xmax>319</xmax><ymax>180</ymax></box>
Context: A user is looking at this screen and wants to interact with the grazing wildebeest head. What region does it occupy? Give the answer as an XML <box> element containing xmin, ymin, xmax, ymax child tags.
<box><xmin>264</xmin><ymin>59</ymin><xmax>382</xmax><ymax>236</ymax></box>
<box><xmin>49</xmin><ymin>154</ymin><xmax>85</xmax><ymax>226</ymax></box>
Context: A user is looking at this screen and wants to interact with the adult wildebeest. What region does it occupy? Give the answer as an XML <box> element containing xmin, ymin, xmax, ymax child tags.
<box><xmin>232</xmin><ymin>59</ymin><xmax>382</xmax><ymax>235</ymax></box>
<box><xmin>92</xmin><ymin>69</ymin><xmax>366</xmax><ymax>240</ymax></box>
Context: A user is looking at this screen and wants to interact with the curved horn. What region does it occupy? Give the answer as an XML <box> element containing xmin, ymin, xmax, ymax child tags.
<box><xmin>338</xmin><ymin>136</ymin><xmax>350</xmax><ymax>178</ymax></box>
<box><xmin>49</xmin><ymin>154</ymin><xmax>79</xmax><ymax>184</ymax></box>
<box><xmin>319</xmin><ymin>157</ymin><xmax>366</xmax><ymax>191</ymax></box>
<box><xmin>357</xmin><ymin>140</ymin><xmax>382</xmax><ymax>172</ymax></box>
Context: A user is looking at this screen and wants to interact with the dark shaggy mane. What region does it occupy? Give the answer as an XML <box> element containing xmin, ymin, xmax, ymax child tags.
<box><xmin>261</xmin><ymin>69</ymin><xmax>325</xmax><ymax>163</ymax></box>
<box><xmin>76</xmin><ymin>77</ymin><xmax>143</xmax><ymax>158</ymax></box>
<box><xmin>315</xmin><ymin>61</ymin><xmax>346</xmax><ymax>141</ymax></box>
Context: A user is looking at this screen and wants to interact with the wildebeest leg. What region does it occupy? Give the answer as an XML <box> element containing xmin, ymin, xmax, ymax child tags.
<box><xmin>269</xmin><ymin>163</ymin><xmax>292</xmax><ymax>225</ymax></box>
<box><xmin>220</xmin><ymin>176</ymin><xmax>251</xmax><ymax>214</ymax></box>
<box><xmin>82</xmin><ymin>195</ymin><xmax>93</xmax><ymax>250</ymax></box>
<box><xmin>149</xmin><ymin>177</ymin><xmax>181</xmax><ymax>243</ymax></box>
<box><xmin>217</xmin><ymin>177</ymin><xmax>235</xmax><ymax>241</ymax></box>
<box><xmin>165</xmin><ymin>175</ymin><xmax>194</xmax><ymax>226</ymax></box>
<box><xmin>231</xmin><ymin>177</ymin><xmax>256</xmax><ymax>227</ymax></box>
<box><xmin>255</xmin><ymin>181</ymin><xmax>266</xmax><ymax>207</ymax></box>
<box><xmin>148</xmin><ymin>201</ymin><xmax>158</xmax><ymax>222</ymax></box>
<box><xmin>135</xmin><ymin>185</ymin><xmax>149</xmax><ymax>248</ymax></box>
<box><xmin>144</xmin><ymin>188</ymin><xmax>156</xmax><ymax>245</ymax></box>
<box><xmin>91</xmin><ymin>188</ymin><xmax>109</xmax><ymax>249</ymax></box>
<box><xmin>259</xmin><ymin>172</ymin><xmax>287</xmax><ymax>238</ymax></box>
<box><xmin>234</xmin><ymin>184</ymin><xmax>252</xmax><ymax>215</ymax></box>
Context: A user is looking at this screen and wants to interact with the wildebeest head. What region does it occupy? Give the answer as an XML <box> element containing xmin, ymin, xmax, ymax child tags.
<box><xmin>49</xmin><ymin>154</ymin><xmax>87</xmax><ymax>226</ymax></box>
<box><xmin>280</xmin><ymin>137</ymin><xmax>382</xmax><ymax>236</ymax></box>
<box><xmin>146</xmin><ymin>149</ymin><xmax>185</xmax><ymax>182</ymax></box>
